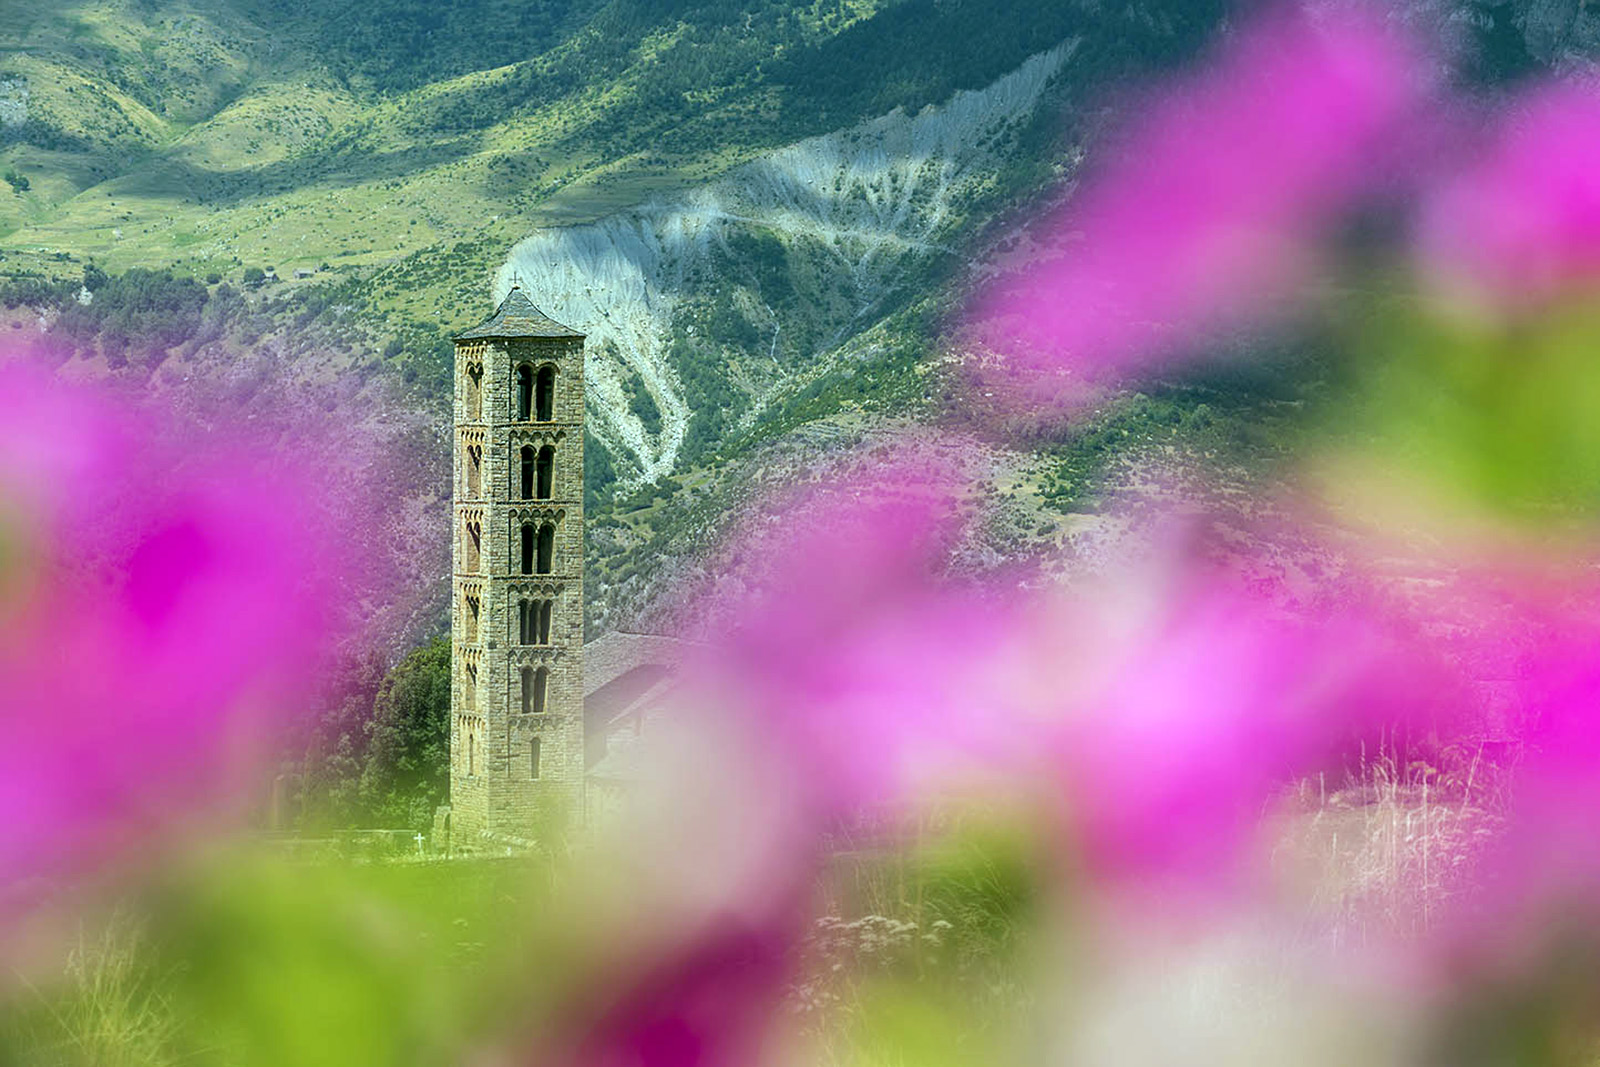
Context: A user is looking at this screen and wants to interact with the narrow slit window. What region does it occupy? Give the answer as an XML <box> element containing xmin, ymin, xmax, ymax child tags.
<box><xmin>520</xmin><ymin>445</ymin><xmax>535</xmax><ymax>499</ymax></box>
<box><xmin>466</xmin><ymin>444</ymin><xmax>482</xmax><ymax>497</ymax></box>
<box><xmin>520</xmin><ymin>522</ymin><xmax>535</xmax><ymax>575</ymax></box>
<box><xmin>529</xmin><ymin>736</ymin><xmax>541</xmax><ymax>780</ymax></box>
<box><xmin>466</xmin><ymin>364</ymin><xmax>483</xmax><ymax>420</ymax></box>
<box><xmin>535</xmin><ymin>366</ymin><xmax>555</xmax><ymax>422</ymax></box>
<box><xmin>536</xmin><ymin>523</ymin><xmax>555</xmax><ymax>574</ymax></box>
<box><xmin>535</xmin><ymin>445</ymin><xmax>554</xmax><ymax>500</ymax></box>
<box><xmin>529</xmin><ymin>666</ymin><xmax>548</xmax><ymax>715</ymax></box>
<box><xmin>516</xmin><ymin>365</ymin><xmax>533</xmax><ymax>421</ymax></box>
<box><xmin>537</xmin><ymin>600</ymin><xmax>553</xmax><ymax>645</ymax></box>
<box><xmin>465</xmin><ymin>662</ymin><xmax>478</xmax><ymax>712</ymax></box>
<box><xmin>465</xmin><ymin>521</ymin><xmax>481</xmax><ymax>573</ymax></box>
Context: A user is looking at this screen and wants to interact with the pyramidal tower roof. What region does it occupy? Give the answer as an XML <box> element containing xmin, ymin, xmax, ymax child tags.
<box><xmin>456</xmin><ymin>286</ymin><xmax>585</xmax><ymax>340</ymax></box>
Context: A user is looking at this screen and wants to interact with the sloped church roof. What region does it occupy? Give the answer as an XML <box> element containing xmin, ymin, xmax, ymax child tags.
<box><xmin>456</xmin><ymin>286</ymin><xmax>585</xmax><ymax>340</ymax></box>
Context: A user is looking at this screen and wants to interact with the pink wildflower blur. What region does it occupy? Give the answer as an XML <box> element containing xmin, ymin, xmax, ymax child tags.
<box><xmin>1430</xmin><ymin>571</ymin><xmax>1600</xmax><ymax>935</ymax></box>
<box><xmin>0</xmin><ymin>363</ymin><xmax>350</xmax><ymax>897</ymax></box>
<box><xmin>1029</xmin><ymin>564</ymin><xmax>1428</xmax><ymax>899</ymax></box>
<box><xmin>682</xmin><ymin>447</ymin><xmax>1433</xmax><ymax>906</ymax></box>
<box><xmin>969</xmin><ymin>5</ymin><xmax>1424</xmax><ymax>386</ymax></box>
<box><xmin>681</xmin><ymin>450</ymin><xmax>1007</xmax><ymax>819</ymax></box>
<box><xmin>1418</xmin><ymin>79</ymin><xmax>1600</xmax><ymax>308</ymax></box>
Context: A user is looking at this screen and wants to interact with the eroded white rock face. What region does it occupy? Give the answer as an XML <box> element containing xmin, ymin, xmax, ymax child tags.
<box><xmin>499</xmin><ymin>45</ymin><xmax>1073</xmax><ymax>483</ymax></box>
<box><xmin>0</xmin><ymin>76</ymin><xmax>27</xmax><ymax>129</ymax></box>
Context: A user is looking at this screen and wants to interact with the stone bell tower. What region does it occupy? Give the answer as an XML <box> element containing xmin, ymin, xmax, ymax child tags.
<box><xmin>450</xmin><ymin>286</ymin><xmax>586</xmax><ymax>841</ymax></box>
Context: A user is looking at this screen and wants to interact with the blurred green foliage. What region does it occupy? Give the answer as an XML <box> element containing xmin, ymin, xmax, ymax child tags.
<box><xmin>1349</xmin><ymin>300</ymin><xmax>1600</xmax><ymax>523</ymax></box>
<box><xmin>0</xmin><ymin>854</ymin><xmax>551</xmax><ymax>1066</ymax></box>
<box><xmin>357</xmin><ymin>638</ymin><xmax>452</xmax><ymax>831</ymax></box>
<box><xmin>296</xmin><ymin>638</ymin><xmax>451</xmax><ymax>833</ymax></box>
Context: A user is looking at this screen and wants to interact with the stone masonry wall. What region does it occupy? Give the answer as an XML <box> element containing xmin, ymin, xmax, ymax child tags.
<box><xmin>451</xmin><ymin>334</ymin><xmax>586</xmax><ymax>842</ymax></box>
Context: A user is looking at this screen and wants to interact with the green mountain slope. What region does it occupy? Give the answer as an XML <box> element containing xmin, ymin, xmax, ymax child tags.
<box><xmin>1</xmin><ymin>0</ymin><xmax>1588</xmax><ymax>639</ymax></box>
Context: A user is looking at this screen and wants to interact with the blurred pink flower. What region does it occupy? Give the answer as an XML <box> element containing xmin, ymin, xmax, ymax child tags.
<box><xmin>1036</xmin><ymin>570</ymin><xmax>1424</xmax><ymax>898</ymax></box>
<box><xmin>1440</xmin><ymin>577</ymin><xmax>1600</xmax><ymax>922</ymax></box>
<box><xmin>0</xmin><ymin>362</ymin><xmax>349</xmax><ymax>896</ymax></box>
<box><xmin>1418</xmin><ymin>79</ymin><xmax>1600</xmax><ymax>308</ymax></box>
<box><xmin>683</xmin><ymin>451</ymin><xmax>1010</xmax><ymax>818</ymax></box>
<box><xmin>969</xmin><ymin>5</ymin><xmax>1424</xmax><ymax>386</ymax></box>
<box><xmin>558</xmin><ymin>898</ymin><xmax>806</xmax><ymax>1067</ymax></box>
<box><xmin>684</xmin><ymin>448</ymin><xmax>1432</xmax><ymax>903</ymax></box>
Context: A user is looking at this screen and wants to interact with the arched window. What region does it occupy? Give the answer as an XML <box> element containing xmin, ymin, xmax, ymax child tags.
<box><xmin>520</xmin><ymin>522</ymin><xmax>535</xmax><ymax>575</ymax></box>
<box><xmin>520</xmin><ymin>445</ymin><xmax>535</xmax><ymax>499</ymax></box>
<box><xmin>518</xmin><ymin>599</ymin><xmax>553</xmax><ymax>645</ymax></box>
<box><xmin>466</xmin><ymin>364</ymin><xmax>483</xmax><ymax>420</ymax></box>
<box><xmin>529</xmin><ymin>737</ymin><xmax>541</xmax><ymax>779</ymax></box>
<box><xmin>522</xmin><ymin>666</ymin><xmax>548</xmax><ymax>715</ymax></box>
<box><xmin>515</xmin><ymin>365</ymin><xmax>533</xmax><ymax>421</ymax></box>
<box><xmin>466</xmin><ymin>444</ymin><xmax>482</xmax><ymax>498</ymax></box>
<box><xmin>535</xmin><ymin>445</ymin><xmax>554</xmax><ymax>500</ymax></box>
<box><xmin>535</xmin><ymin>365</ymin><xmax>555</xmax><ymax>422</ymax></box>
<box><xmin>536</xmin><ymin>523</ymin><xmax>555</xmax><ymax>574</ymax></box>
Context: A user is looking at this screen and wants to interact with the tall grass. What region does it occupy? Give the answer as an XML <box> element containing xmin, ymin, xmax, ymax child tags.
<box><xmin>2</xmin><ymin>915</ymin><xmax>183</xmax><ymax>1067</ymax></box>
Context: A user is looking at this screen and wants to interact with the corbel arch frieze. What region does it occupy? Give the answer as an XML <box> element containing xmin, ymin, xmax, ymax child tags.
<box><xmin>506</xmin><ymin>579</ymin><xmax>566</xmax><ymax>599</ymax></box>
<box><xmin>507</xmin><ymin>505</ymin><xmax>567</xmax><ymax>525</ymax></box>
<box><xmin>508</xmin><ymin>713</ymin><xmax>562</xmax><ymax>733</ymax></box>
<box><xmin>507</xmin><ymin>646</ymin><xmax>563</xmax><ymax>667</ymax></box>
<box><xmin>509</xmin><ymin>427</ymin><xmax>568</xmax><ymax>448</ymax></box>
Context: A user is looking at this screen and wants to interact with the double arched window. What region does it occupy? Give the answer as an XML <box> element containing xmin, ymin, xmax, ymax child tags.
<box><xmin>519</xmin><ymin>445</ymin><xmax>555</xmax><ymax>500</ymax></box>
<box><xmin>520</xmin><ymin>522</ymin><xmax>555</xmax><ymax>575</ymax></box>
<box><xmin>515</xmin><ymin>364</ymin><xmax>557</xmax><ymax>422</ymax></box>
<box><xmin>518</xmin><ymin>599</ymin><xmax>553</xmax><ymax>645</ymax></box>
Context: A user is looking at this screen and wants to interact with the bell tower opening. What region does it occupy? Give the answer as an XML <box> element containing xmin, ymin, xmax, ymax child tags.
<box><xmin>536</xmin><ymin>366</ymin><xmax>555</xmax><ymax>422</ymax></box>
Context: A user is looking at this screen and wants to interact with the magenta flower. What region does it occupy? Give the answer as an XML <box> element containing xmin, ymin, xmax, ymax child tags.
<box><xmin>681</xmin><ymin>450</ymin><xmax>1010</xmax><ymax>819</ymax></box>
<box><xmin>969</xmin><ymin>5</ymin><xmax>1424</xmax><ymax>386</ymax></box>
<box><xmin>1418</xmin><ymin>78</ymin><xmax>1600</xmax><ymax>308</ymax></box>
<box><xmin>1032</xmin><ymin>566</ymin><xmax>1437</xmax><ymax>901</ymax></box>
<box><xmin>1439</xmin><ymin>575</ymin><xmax>1600</xmax><ymax>919</ymax></box>
<box><xmin>557</xmin><ymin>897</ymin><xmax>806</xmax><ymax>1067</ymax></box>
<box><xmin>682</xmin><ymin>448</ymin><xmax>1430</xmax><ymax>904</ymax></box>
<box><xmin>0</xmin><ymin>362</ymin><xmax>349</xmax><ymax>896</ymax></box>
